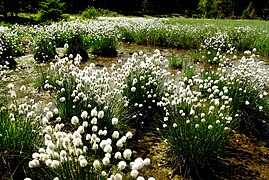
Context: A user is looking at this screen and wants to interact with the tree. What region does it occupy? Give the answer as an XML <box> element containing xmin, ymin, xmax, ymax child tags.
<box><xmin>38</xmin><ymin>0</ymin><xmax>65</xmax><ymax>22</ymax></box>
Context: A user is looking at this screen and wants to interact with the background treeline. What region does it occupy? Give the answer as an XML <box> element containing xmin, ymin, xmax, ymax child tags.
<box><xmin>0</xmin><ymin>0</ymin><xmax>268</xmax><ymax>20</ymax></box>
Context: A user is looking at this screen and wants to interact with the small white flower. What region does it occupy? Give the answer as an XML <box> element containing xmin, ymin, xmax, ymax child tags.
<box><xmin>51</xmin><ymin>160</ymin><xmax>60</xmax><ymax>168</ymax></box>
<box><xmin>7</xmin><ymin>83</ymin><xmax>14</xmax><ymax>89</ymax></box>
<box><xmin>53</xmin><ymin>108</ymin><xmax>59</xmax><ymax>115</ymax></box>
<box><xmin>208</xmin><ymin>125</ymin><xmax>213</xmax><ymax>129</ymax></box>
<box><xmin>209</xmin><ymin>106</ymin><xmax>215</xmax><ymax>111</ymax></box>
<box><xmin>46</xmin><ymin>111</ymin><xmax>53</xmax><ymax>119</ymax></box>
<box><xmin>245</xmin><ymin>101</ymin><xmax>250</xmax><ymax>105</ymax></box>
<box><xmin>190</xmin><ymin>109</ymin><xmax>195</xmax><ymax>115</ymax></box>
<box><xmin>104</xmin><ymin>145</ymin><xmax>112</xmax><ymax>153</ymax></box>
<box><xmin>195</xmin><ymin>124</ymin><xmax>199</xmax><ymax>128</ymax></box>
<box><xmin>28</xmin><ymin>159</ymin><xmax>40</xmax><ymax>168</ymax></box>
<box><xmin>20</xmin><ymin>85</ymin><xmax>26</xmax><ymax>91</ymax></box>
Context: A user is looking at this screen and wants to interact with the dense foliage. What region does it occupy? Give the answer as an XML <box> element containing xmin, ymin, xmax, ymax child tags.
<box><xmin>0</xmin><ymin>0</ymin><xmax>269</xmax><ymax>20</ymax></box>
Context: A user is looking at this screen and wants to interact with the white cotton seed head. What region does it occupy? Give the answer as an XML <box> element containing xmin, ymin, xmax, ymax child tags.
<box><xmin>93</xmin><ymin>160</ymin><xmax>100</xmax><ymax>169</ymax></box>
<box><xmin>123</xmin><ymin>149</ymin><xmax>132</xmax><ymax>160</ymax></box>
<box><xmin>143</xmin><ymin>158</ymin><xmax>151</xmax><ymax>166</ymax></box>
<box><xmin>104</xmin><ymin>145</ymin><xmax>112</xmax><ymax>153</ymax></box>
<box><xmin>101</xmin><ymin>171</ymin><xmax>107</xmax><ymax>176</ymax></box>
<box><xmin>130</xmin><ymin>169</ymin><xmax>139</xmax><ymax>178</ymax></box>
<box><xmin>117</xmin><ymin>161</ymin><xmax>127</xmax><ymax>170</ymax></box>
<box><xmin>51</xmin><ymin>160</ymin><xmax>60</xmax><ymax>168</ymax></box>
<box><xmin>79</xmin><ymin>159</ymin><xmax>88</xmax><ymax>167</ymax></box>
<box><xmin>126</xmin><ymin>131</ymin><xmax>133</xmax><ymax>139</ymax></box>
<box><xmin>98</xmin><ymin>111</ymin><xmax>104</xmax><ymax>118</ymax></box>
<box><xmin>71</xmin><ymin>116</ymin><xmax>79</xmax><ymax>125</ymax></box>
<box><xmin>112</xmin><ymin>118</ymin><xmax>118</xmax><ymax>125</ymax></box>
<box><xmin>81</xmin><ymin>111</ymin><xmax>88</xmax><ymax>119</ymax></box>
<box><xmin>91</xmin><ymin>117</ymin><xmax>97</xmax><ymax>124</ymax></box>
<box><xmin>92</xmin><ymin>125</ymin><xmax>98</xmax><ymax>132</ymax></box>
<box><xmin>112</xmin><ymin>131</ymin><xmax>120</xmax><ymax>139</ymax></box>
<box><xmin>113</xmin><ymin>173</ymin><xmax>122</xmax><ymax>180</ymax></box>
<box><xmin>91</xmin><ymin>108</ymin><xmax>98</xmax><ymax>117</ymax></box>
<box><xmin>115</xmin><ymin>152</ymin><xmax>122</xmax><ymax>159</ymax></box>
<box><xmin>102</xmin><ymin>157</ymin><xmax>110</xmax><ymax>166</ymax></box>
<box><xmin>137</xmin><ymin>176</ymin><xmax>145</xmax><ymax>180</ymax></box>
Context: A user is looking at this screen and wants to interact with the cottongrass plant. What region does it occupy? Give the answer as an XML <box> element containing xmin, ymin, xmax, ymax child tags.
<box><xmin>159</xmin><ymin>71</ymin><xmax>232</xmax><ymax>178</ymax></box>
<box><xmin>63</xmin><ymin>33</ymin><xmax>89</xmax><ymax>61</ymax></box>
<box><xmin>28</xmin><ymin>107</ymin><xmax>153</xmax><ymax>179</ymax></box>
<box><xmin>28</xmin><ymin>55</ymin><xmax>157</xmax><ymax>179</ymax></box>
<box><xmin>120</xmin><ymin>50</ymin><xmax>170</xmax><ymax>129</ymax></box>
<box><xmin>39</xmin><ymin>55</ymin><xmax>127</xmax><ymax>130</ymax></box>
<box><xmin>0</xmin><ymin>33</ymin><xmax>18</xmax><ymax>68</ymax></box>
<box><xmin>221</xmin><ymin>50</ymin><xmax>269</xmax><ymax>137</ymax></box>
<box><xmin>32</xmin><ymin>33</ymin><xmax>57</xmax><ymax>62</ymax></box>
<box><xmin>199</xmin><ymin>32</ymin><xmax>235</xmax><ymax>65</ymax></box>
<box><xmin>0</xmin><ymin>84</ymin><xmax>42</xmax><ymax>179</ymax></box>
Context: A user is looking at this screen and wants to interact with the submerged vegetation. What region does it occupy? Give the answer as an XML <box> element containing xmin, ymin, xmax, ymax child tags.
<box><xmin>0</xmin><ymin>17</ymin><xmax>269</xmax><ymax>179</ymax></box>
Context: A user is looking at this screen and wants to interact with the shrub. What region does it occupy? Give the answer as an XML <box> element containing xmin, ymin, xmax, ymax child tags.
<box><xmin>81</xmin><ymin>6</ymin><xmax>97</xmax><ymax>19</ymax></box>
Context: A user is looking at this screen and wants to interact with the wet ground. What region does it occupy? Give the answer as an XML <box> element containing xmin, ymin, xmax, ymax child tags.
<box><xmin>3</xmin><ymin>43</ymin><xmax>269</xmax><ymax>179</ymax></box>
